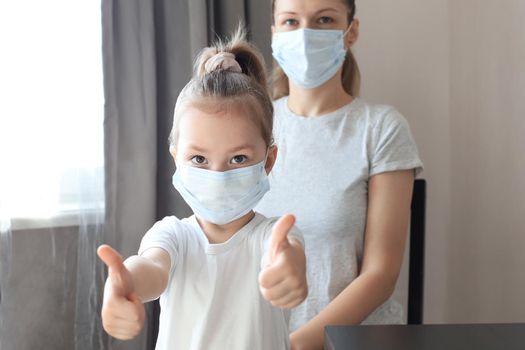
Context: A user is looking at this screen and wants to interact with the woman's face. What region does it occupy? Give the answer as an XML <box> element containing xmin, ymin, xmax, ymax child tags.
<box><xmin>273</xmin><ymin>0</ymin><xmax>351</xmax><ymax>33</ymax></box>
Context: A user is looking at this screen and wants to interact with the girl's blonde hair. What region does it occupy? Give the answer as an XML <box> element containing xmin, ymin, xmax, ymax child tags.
<box><xmin>270</xmin><ymin>0</ymin><xmax>361</xmax><ymax>100</ymax></box>
<box><xmin>169</xmin><ymin>27</ymin><xmax>273</xmax><ymax>148</ymax></box>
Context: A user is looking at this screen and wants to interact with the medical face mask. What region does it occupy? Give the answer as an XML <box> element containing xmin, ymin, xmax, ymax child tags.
<box><xmin>271</xmin><ymin>25</ymin><xmax>351</xmax><ymax>89</ymax></box>
<box><xmin>172</xmin><ymin>159</ymin><xmax>270</xmax><ymax>225</ymax></box>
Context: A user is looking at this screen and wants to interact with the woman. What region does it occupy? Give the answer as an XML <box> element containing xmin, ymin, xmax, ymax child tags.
<box><xmin>255</xmin><ymin>0</ymin><xmax>424</xmax><ymax>349</ymax></box>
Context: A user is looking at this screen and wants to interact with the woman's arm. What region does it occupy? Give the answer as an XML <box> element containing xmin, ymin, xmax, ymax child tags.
<box><xmin>290</xmin><ymin>170</ymin><xmax>415</xmax><ymax>350</ymax></box>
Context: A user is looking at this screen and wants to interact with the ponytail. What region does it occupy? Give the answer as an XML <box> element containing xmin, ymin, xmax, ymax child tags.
<box><xmin>341</xmin><ymin>50</ymin><xmax>361</xmax><ymax>97</ymax></box>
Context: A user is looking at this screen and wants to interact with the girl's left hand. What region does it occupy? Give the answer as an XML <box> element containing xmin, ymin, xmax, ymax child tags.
<box><xmin>258</xmin><ymin>214</ymin><xmax>307</xmax><ymax>309</ymax></box>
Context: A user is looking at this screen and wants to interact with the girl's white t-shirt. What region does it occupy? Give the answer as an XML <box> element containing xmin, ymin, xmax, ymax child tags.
<box><xmin>255</xmin><ymin>97</ymin><xmax>424</xmax><ymax>330</ymax></box>
<box><xmin>138</xmin><ymin>212</ymin><xmax>303</xmax><ymax>350</ymax></box>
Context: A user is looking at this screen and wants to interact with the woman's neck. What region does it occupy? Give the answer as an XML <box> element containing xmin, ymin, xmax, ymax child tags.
<box><xmin>196</xmin><ymin>211</ymin><xmax>255</xmax><ymax>244</ymax></box>
<box><xmin>287</xmin><ymin>71</ymin><xmax>354</xmax><ymax>117</ymax></box>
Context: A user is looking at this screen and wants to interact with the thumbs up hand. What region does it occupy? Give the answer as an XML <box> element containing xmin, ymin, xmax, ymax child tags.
<box><xmin>97</xmin><ymin>244</ymin><xmax>145</xmax><ymax>340</ymax></box>
<box><xmin>258</xmin><ymin>214</ymin><xmax>307</xmax><ymax>309</ymax></box>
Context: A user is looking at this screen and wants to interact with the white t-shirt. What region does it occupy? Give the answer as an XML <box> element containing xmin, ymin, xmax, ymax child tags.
<box><xmin>138</xmin><ymin>212</ymin><xmax>304</xmax><ymax>350</ymax></box>
<box><xmin>255</xmin><ymin>97</ymin><xmax>423</xmax><ymax>330</ymax></box>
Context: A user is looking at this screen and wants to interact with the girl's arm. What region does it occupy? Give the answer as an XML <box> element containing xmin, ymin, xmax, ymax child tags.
<box><xmin>98</xmin><ymin>245</ymin><xmax>171</xmax><ymax>340</ymax></box>
<box><xmin>123</xmin><ymin>248</ymin><xmax>171</xmax><ymax>302</ymax></box>
<box><xmin>290</xmin><ymin>170</ymin><xmax>415</xmax><ymax>350</ymax></box>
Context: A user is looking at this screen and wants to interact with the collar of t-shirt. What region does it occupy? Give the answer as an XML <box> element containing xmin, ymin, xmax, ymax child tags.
<box><xmin>189</xmin><ymin>213</ymin><xmax>265</xmax><ymax>255</ymax></box>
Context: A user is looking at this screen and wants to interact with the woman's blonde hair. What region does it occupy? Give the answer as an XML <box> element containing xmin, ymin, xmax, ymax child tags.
<box><xmin>270</xmin><ymin>0</ymin><xmax>361</xmax><ymax>100</ymax></box>
<box><xmin>169</xmin><ymin>27</ymin><xmax>273</xmax><ymax>148</ymax></box>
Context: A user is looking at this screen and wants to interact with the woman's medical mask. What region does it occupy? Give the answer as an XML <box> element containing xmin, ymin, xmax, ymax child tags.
<box><xmin>172</xmin><ymin>159</ymin><xmax>270</xmax><ymax>225</ymax></box>
<box><xmin>271</xmin><ymin>25</ymin><xmax>351</xmax><ymax>89</ymax></box>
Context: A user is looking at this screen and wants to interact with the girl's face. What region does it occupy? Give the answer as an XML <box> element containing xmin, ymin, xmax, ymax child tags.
<box><xmin>171</xmin><ymin>103</ymin><xmax>276</xmax><ymax>173</ymax></box>
<box><xmin>273</xmin><ymin>0</ymin><xmax>352</xmax><ymax>32</ymax></box>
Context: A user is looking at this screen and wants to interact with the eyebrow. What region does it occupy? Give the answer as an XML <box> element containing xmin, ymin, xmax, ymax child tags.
<box><xmin>185</xmin><ymin>144</ymin><xmax>256</xmax><ymax>153</ymax></box>
<box><xmin>227</xmin><ymin>144</ymin><xmax>256</xmax><ymax>153</ymax></box>
<box><xmin>185</xmin><ymin>144</ymin><xmax>208</xmax><ymax>153</ymax></box>
<box><xmin>277</xmin><ymin>8</ymin><xmax>339</xmax><ymax>17</ymax></box>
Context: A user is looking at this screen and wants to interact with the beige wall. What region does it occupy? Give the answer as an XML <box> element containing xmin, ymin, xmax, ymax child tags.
<box><xmin>448</xmin><ymin>0</ymin><xmax>525</xmax><ymax>323</ymax></box>
<box><xmin>355</xmin><ymin>0</ymin><xmax>525</xmax><ymax>323</ymax></box>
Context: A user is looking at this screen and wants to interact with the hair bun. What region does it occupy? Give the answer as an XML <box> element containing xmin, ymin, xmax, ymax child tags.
<box><xmin>204</xmin><ymin>52</ymin><xmax>242</xmax><ymax>74</ymax></box>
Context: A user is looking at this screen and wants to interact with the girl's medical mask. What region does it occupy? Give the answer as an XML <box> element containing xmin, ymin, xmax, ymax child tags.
<box><xmin>271</xmin><ymin>25</ymin><xmax>352</xmax><ymax>89</ymax></box>
<box><xmin>172</xmin><ymin>158</ymin><xmax>270</xmax><ymax>225</ymax></box>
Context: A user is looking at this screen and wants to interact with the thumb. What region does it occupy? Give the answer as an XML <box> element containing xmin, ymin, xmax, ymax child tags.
<box><xmin>97</xmin><ymin>244</ymin><xmax>131</xmax><ymax>295</ymax></box>
<box><xmin>268</xmin><ymin>214</ymin><xmax>295</xmax><ymax>261</ymax></box>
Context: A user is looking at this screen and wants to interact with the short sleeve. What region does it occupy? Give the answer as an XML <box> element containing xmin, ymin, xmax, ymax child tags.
<box><xmin>369</xmin><ymin>108</ymin><xmax>424</xmax><ymax>177</ymax></box>
<box><xmin>138</xmin><ymin>216</ymin><xmax>182</xmax><ymax>271</ymax></box>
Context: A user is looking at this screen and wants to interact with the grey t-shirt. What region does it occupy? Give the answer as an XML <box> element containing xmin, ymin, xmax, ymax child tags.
<box><xmin>255</xmin><ymin>97</ymin><xmax>423</xmax><ymax>330</ymax></box>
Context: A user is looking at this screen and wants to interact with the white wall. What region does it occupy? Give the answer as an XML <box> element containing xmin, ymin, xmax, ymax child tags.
<box><xmin>355</xmin><ymin>0</ymin><xmax>525</xmax><ymax>323</ymax></box>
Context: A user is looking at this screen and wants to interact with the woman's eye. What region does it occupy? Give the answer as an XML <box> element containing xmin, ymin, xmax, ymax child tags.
<box><xmin>231</xmin><ymin>155</ymin><xmax>248</xmax><ymax>164</ymax></box>
<box><xmin>191</xmin><ymin>155</ymin><xmax>207</xmax><ymax>165</ymax></box>
<box><xmin>283</xmin><ymin>18</ymin><xmax>299</xmax><ymax>26</ymax></box>
<box><xmin>317</xmin><ymin>16</ymin><xmax>334</xmax><ymax>24</ymax></box>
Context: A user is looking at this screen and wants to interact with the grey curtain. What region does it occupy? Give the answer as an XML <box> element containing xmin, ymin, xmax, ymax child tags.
<box><xmin>102</xmin><ymin>0</ymin><xmax>205</xmax><ymax>348</ymax></box>
<box><xmin>103</xmin><ymin>1</ymin><xmax>272</xmax><ymax>349</ymax></box>
<box><xmin>155</xmin><ymin>0</ymin><xmax>272</xmax><ymax>220</ymax></box>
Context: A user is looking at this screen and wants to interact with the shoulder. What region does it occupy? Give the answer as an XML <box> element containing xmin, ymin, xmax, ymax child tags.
<box><xmin>272</xmin><ymin>97</ymin><xmax>289</xmax><ymax>120</ymax></box>
<box><xmin>140</xmin><ymin>215</ymin><xmax>200</xmax><ymax>250</ymax></box>
<box><xmin>270</xmin><ymin>97</ymin><xmax>289</xmax><ymax>139</ymax></box>
<box><xmin>359</xmin><ymin>100</ymin><xmax>423</xmax><ymax>175</ymax></box>
<box><xmin>272</xmin><ymin>96</ymin><xmax>288</xmax><ymax>110</ymax></box>
<box><xmin>353</xmin><ymin>100</ymin><xmax>415</xmax><ymax>147</ymax></box>
<box><xmin>139</xmin><ymin>215</ymin><xmax>201</xmax><ymax>269</ymax></box>
<box><xmin>355</xmin><ymin>99</ymin><xmax>409</xmax><ymax>130</ymax></box>
<box><xmin>147</xmin><ymin>215</ymin><xmax>197</xmax><ymax>235</ymax></box>
<box><xmin>250</xmin><ymin>213</ymin><xmax>276</xmax><ymax>237</ymax></box>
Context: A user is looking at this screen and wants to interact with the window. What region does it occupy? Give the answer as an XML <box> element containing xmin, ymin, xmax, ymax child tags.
<box><xmin>0</xmin><ymin>1</ymin><xmax>104</xmax><ymax>225</ymax></box>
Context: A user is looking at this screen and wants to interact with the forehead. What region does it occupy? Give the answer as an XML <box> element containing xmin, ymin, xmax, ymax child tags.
<box><xmin>274</xmin><ymin>0</ymin><xmax>349</xmax><ymax>14</ymax></box>
<box><xmin>177</xmin><ymin>102</ymin><xmax>265</xmax><ymax>150</ymax></box>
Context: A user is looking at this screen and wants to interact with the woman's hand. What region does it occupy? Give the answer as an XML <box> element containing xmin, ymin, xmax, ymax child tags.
<box><xmin>289</xmin><ymin>329</ymin><xmax>321</xmax><ymax>350</ymax></box>
<box><xmin>258</xmin><ymin>214</ymin><xmax>307</xmax><ymax>309</ymax></box>
<box><xmin>97</xmin><ymin>245</ymin><xmax>145</xmax><ymax>340</ymax></box>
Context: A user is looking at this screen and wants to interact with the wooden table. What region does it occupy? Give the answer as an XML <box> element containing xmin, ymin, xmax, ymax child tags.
<box><xmin>324</xmin><ymin>323</ymin><xmax>525</xmax><ymax>350</ymax></box>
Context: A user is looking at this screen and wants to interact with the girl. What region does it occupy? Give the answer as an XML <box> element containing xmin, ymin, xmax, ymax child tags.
<box><xmin>255</xmin><ymin>0</ymin><xmax>424</xmax><ymax>349</ymax></box>
<box><xmin>97</xmin><ymin>29</ymin><xmax>307</xmax><ymax>350</ymax></box>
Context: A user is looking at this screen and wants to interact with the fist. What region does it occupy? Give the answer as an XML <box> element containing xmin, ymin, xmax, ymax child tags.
<box><xmin>97</xmin><ymin>244</ymin><xmax>145</xmax><ymax>340</ymax></box>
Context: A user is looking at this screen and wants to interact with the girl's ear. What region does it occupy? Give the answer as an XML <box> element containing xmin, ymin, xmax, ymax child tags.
<box><xmin>346</xmin><ymin>18</ymin><xmax>360</xmax><ymax>49</ymax></box>
<box><xmin>264</xmin><ymin>145</ymin><xmax>278</xmax><ymax>174</ymax></box>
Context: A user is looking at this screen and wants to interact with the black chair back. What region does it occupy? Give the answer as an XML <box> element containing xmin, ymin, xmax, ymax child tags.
<box><xmin>407</xmin><ymin>179</ymin><xmax>426</xmax><ymax>324</ymax></box>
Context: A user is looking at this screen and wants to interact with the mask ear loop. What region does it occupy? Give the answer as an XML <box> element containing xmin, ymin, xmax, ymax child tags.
<box><xmin>343</xmin><ymin>21</ymin><xmax>354</xmax><ymax>37</ymax></box>
<box><xmin>342</xmin><ymin>21</ymin><xmax>354</xmax><ymax>51</ymax></box>
<box><xmin>263</xmin><ymin>146</ymin><xmax>271</xmax><ymax>167</ymax></box>
<box><xmin>343</xmin><ymin>21</ymin><xmax>354</xmax><ymax>43</ymax></box>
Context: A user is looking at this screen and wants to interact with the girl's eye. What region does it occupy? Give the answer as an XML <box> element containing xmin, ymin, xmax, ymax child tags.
<box><xmin>191</xmin><ymin>155</ymin><xmax>207</xmax><ymax>165</ymax></box>
<box><xmin>283</xmin><ymin>18</ymin><xmax>299</xmax><ymax>26</ymax></box>
<box><xmin>231</xmin><ymin>155</ymin><xmax>248</xmax><ymax>164</ymax></box>
<box><xmin>317</xmin><ymin>16</ymin><xmax>334</xmax><ymax>24</ymax></box>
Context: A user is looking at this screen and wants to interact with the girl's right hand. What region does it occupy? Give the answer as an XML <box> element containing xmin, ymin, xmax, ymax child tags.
<box><xmin>97</xmin><ymin>244</ymin><xmax>145</xmax><ymax>340</ymax></box>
